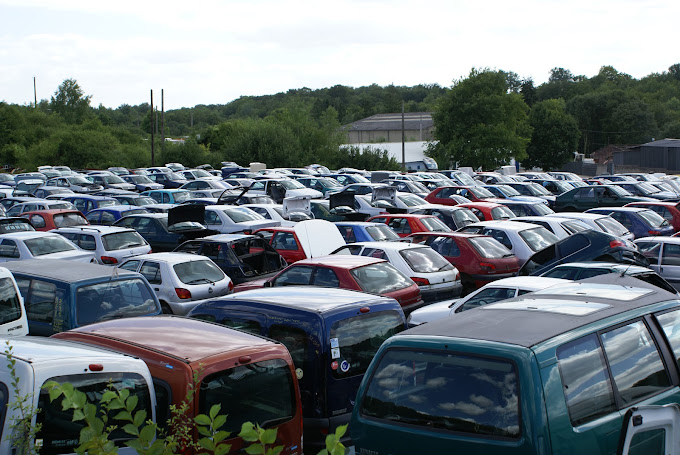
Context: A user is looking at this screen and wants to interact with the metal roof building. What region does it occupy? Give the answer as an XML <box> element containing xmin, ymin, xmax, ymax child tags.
<box><xmin>342</xmin><ymin>112</ymin><xmax>433</xmax><ymax>144</ymax></box>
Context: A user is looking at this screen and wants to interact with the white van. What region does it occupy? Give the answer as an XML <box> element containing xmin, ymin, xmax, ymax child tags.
<box><xmin>0</xmin><ymin>266</ymin><xmax>28</xmax><ymax>336</ymax></box>
<box><xmin>0</xmin><ymin>336</ymin><xmax>156</xmax><ymax>454</ymax></box>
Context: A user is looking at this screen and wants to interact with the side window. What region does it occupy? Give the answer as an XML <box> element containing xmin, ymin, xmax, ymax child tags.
<box><xmin>140</xmin><ymin>262</ymin><xmax>162</xmax><ymax>285</ymax></box>
<box><xmin>360</xmin><ymin>248</ymin><xmax>387</xmax><ymax>260</ymax></box>
<box><xmin>153</xmin><ymin>379</ymin><xmax>172</xmax><ymax>431</ymax></box>
<box><xmin>249</xmin><ymin>207</ymin><xmax>270</xmax><ymax>219</ymax></box>
<box><xmin>458</xmin><ymin>287</ymin><xmax>515</xmax><ymax>312</ymax></box>
<box><xmin>29</xmin><ymin>215</ymin><xmax>46</xmax><ymax>229</ymax></box>
<box><xmin>269</xmin><ymin>325</ymin><xmax>307</xmax><ymax>369</ymax></box>
<box><xmin>610</xmin><ymin>212</ymin><xmax>632</xmax><ymax>229</ymax></box>
<box><xmin>483</xmin><ymin>229</ymin><xmax>512</xmax><ymax>250</ymax></box>
<box><xmin>0</xmin><ymin>240</ymin><xmax>19</xmax><ymax>258</ymax></box>
<box><xmin>100</xmin><ymin>212</ymin><xmax>116</xmax><ymax>225</ymax></box>
<box><xmin>556</xmin><ymin>334</ymin><xmax>617</xmax><ymax>426</ymax></box>
<box><xmin>119</xmin><ymin>260</ymin><xmax>140</xmax><ymax>272</ymax></box>
<box><xmin>370</xmin><ymin>217</ymin><xmax>387</xmax><ymax>225</ymax></box>
<box><xmin>78</xmin><ymin>234</ymin><xmax>96</xmax><ymax>251</ymax></box>
<box><xmin>272</xmin><ymin>232</ymin><xmax>298</xmax><ymax>251</ymax></box>
<box><xmin>656</xmin><ymin>309</ymin><xmax>680</xmax><ymax>370</ymax></box>
<box><xmin>388</xmin><ymin>219</ymin><xmax>410</xmax><ymax>235</ymax></box>
<box><xmin>338</xmin><ymin>226</ymin><xmax>357</xmax><ymax>243</ymax></box>
<box><xmin>220</xmin><ymin>317</ymin><xmax>261</xmax><ymax>335</ymax></box>
<box><xmin>637</xmin><ymin>241</ymin><xmax>661</xmax><ymax>265</ymax></box>
<box><xmin>205</xmin><ymin>211</ymin><xmax>221</xmax><ymax>226</ymax></box>
<box><xmin>200</xmin><ymin>243</ymin><xmax>220</xmax><ymax>261</ymax></box>
<box><xmin>24</xmin><ymin>279</ymin><xmax>58</xmax><ymax>324</ymax></box>
<box><xmin>662</xmin><ymin>243</ymin><xmax>680</xmax><ymax>266</ymax></box>
<box><xmin>149</xmin><ymin>193</ymin><xmax>162</xmax><ymax>203</ymax></box>
<box><xmin>272</xmin><ymin>266</ymin><xmax>313</xmax><ymax>286</ymax></box>
<box><xmin>312</xmin><ymin>268</ymin><xmax>340</xmax><ymax>287</ymax></box>
<box><xmin>600</xmin><ymin>320</ymin><xmax>670</xmax><ymax>406</ymax></box>
<box><xmin>85</xmin><ymin>212</ymin><xmax>101</xmax><ymax>224</ymax></box>
<box><xmin>431</xmin><ymin>237</ymin><xmax>460</xmax><ymax>257</ymax></box>
<box><xmin>162</xmin><ymin>193</ymin><xmax>170</xmax><ymax>204</ymax></box>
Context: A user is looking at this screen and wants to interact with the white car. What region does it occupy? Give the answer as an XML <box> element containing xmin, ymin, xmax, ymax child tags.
<box><xmin>459</xmin><ymin>220</ymin><xmax>559</xmax><ymax>266</ymax></box>
<box><xmin>332</xmin><ymin>241</ymin><xmax>462</xmax><ymax>303</ymax></box>
<box><xmin>0</xmin><ymin>231</ymin><xmax>95</xmax><ymax>263</ymax></box>
<box><xmin>635</xmin><ymin>236</ymin><xmax>680</xmax><ymax>291</ymax></box>
<box><xmin>118</xmin><ymin>252</ymin><xmax>233</xmax><ymax>315</ymax></box>
<box><xmin>548</xmin><ymin>212</ymin><xmax>635</xmax><ymax>243</ymax></box>
<box><xmin>203</xmin><ymin>205</ymin><xmax>280</xmax><ymax>233</ymax></box>
<box><xmin>5</xmin><ymin>199</ymin><xmax>75</xmax><ymax>217</ymax></box>
<box><xmin>53</xmin><ymin>225</ymin><xmax>151</xmax><ymax>265</ymax></box>
<box><xmin>511</xmin><ymin>215</ymin><xmax>591</xmax><ymax>239</ymax></box>
<box><xmin>407</xmin><ymin>276</ymin><xmax>569</xmax><ymax>326</ymax></box>
<box><xmin>178</xmin><ymin>169</ymin><xmax>222</xmax><ymax>181</ymax></box>
<box><xmin>248</xmin><ymin>178</ymin><xmax>323</xmax><ymax>203</ymax></box>
<box><xmin>243</xmin><ymin>197</ymin><xmax>315</xmax><ymax>227</ymax></box>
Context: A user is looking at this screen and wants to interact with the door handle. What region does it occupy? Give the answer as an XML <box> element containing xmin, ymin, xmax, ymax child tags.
<box><xmin>154</xmin><ymin>287</ymin><xmax>160</xmax><ymax>291</ymax></box>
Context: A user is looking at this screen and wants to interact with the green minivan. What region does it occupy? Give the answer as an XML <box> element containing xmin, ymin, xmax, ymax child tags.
<box><xmin>350</xmin><ymin>274</ymin><xmax>680</xmax><ymax>454</ymax></box>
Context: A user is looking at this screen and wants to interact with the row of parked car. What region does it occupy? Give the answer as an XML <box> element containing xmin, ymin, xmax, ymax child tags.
<box><xmin>1</xmin><ymin>163</ymin><xmax>680</xmax><ymax>454</ymax></box>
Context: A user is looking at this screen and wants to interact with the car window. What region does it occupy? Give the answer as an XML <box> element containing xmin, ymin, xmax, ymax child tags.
<box><xmin>24</xmin><ymin>235</ymin><xmax>77</xmax><ymax>256</ymax></box>
<box><xmin>401</xmin><ymin>247</ymin><xmax>452</xmax><ymax>273</ymax></box>
<box><xmin>388</xmin><ymin>218</ymin><xmax>411</xmax><ymax>235</ymax></box>
<box><xmin>140</xmin><ymin>261</ymin><xmax>162</xmax><ymax>285</ymax></box>
<box><xmin>272</xmin><ymin>266</ymin><xmax>313</xmax><ymax>286</ymax></box>
<box><xmin>543</xmin><ymin>267</ymin><xmax>578</xmax><ymax>280</ymax></box>
<box><xmin>518</xmin><ymin>227</ymin><xmax>558</xmax><ymax>252</ymax></box>
<box><xmin>29</xmin><ymin>215</ymin><xmax>46</xmax><ymax>229</ymax></box>
<box><xmin>0</xmin><ymin>239</ymin><xmax>19</xmax><ymax>258</ymax></box>
<box><xmin>119</xmin><ymin>260</ymin><xmax>141</xmax><ymax>272</ymax></box>
<box><xmin>205</xmin><ymin>210</ymin><xmax>221</xmax><ymax>226</ymax></box>
<box><xmin>458</xmin><ymin>287</ymin><xmax>515</xmax><ymax>312</ymax></box>
<box><xmin>577</xmin><ymin>268</ymin><xmax>609</xmax><ymax>279</ymax></box>
<box><xmin>556</xmin><ymin>333</ymin><xmax>616</xmax><ymax>426</ymax></box>
<box><xmin>359</xmin><ymin>349</ymin><xmax>519</xmax><ymax>438</ymax></box>
<box><xmin>19</xmin><ymin>278</ymin><xmax>60</xmax><ymax>325</ymax></box>
<box><xmin>78</xmin><ymin>234</ymin><xmax>96</xmax><ymax>251</ymax></box>
<box><xmin>351</xmin><ymin>262</ymin><xmax>413</xmax><ymax>294</ymax></box>
<box><xmin>360</xmin><ymin>248</ymin><xmax>387</xmax><ymax>260</ymax></box>
<box><xmin>482</xmin><ymin>229</ymin><xmax>513</xmax><ymax>250</ymax></box>
<box><xmin>661</xmin><ymin>243</ymin><xmax>680</xmax><ymax>266</ymax></box>
<box><xmin>600</xmin><ymin>320</ymin><xmax>670</xmax><ymax>406</ymax></box>
<box><xmin>655</xmin><ymin>309</ymin><xmax>680</xmax><ymax>371</ymax></box>
<box><xmin>174</xmin><ymin>260</ymin><xmax>225</xmax><ymax>284</ymax></box>
<box><xmin>311</xmin><ymin>267</ymin><xmax>340</xmax><ymax>287</ymax></box>
<box><xmin>272</xmin><ymin>232</ymin><xmax>298</xmax><ymax>251</ymax></box>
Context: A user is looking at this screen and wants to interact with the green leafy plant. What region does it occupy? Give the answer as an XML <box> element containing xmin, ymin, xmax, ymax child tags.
<box><xmin>194</xmin><ymin>404</ymin><xmax>232</xmax><ymax>455</ymax></box>
<box><xmin>238</xmin><ymin>421</ymin><xmax>283</xmax><ymax>455</ymax></box>
<box><xmin>318</xmin><ymin>424</ymin><xmax>347</xmax><ymax>455</ymax></box>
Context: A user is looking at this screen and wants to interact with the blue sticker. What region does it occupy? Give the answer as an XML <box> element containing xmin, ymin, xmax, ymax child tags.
<box><xmin>340</xmin><ymin>360</ymin><xmax>350</xmax><ymax>373</ymax></box>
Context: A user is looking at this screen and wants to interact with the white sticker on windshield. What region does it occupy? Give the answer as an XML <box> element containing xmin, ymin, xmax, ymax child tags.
<box><xmin>330</xmin><ymin>338</ymin><xmax>339</xmax><ymax>349</ymax></box>
<box><xmin>331</xmin><ymin>348</ymin><xmax>340</xmax><ymax>359</ymax></box>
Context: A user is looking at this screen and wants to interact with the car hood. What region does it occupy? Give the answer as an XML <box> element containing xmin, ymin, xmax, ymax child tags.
<box><xmin>407</xmin><ymin>298</ymin><xmax>459</xmax><ymax>326</ymax></box>
<box><xmin>283</xmin><ymin>195</ymin><xmax>312</xmax><ymax>219</ymax></box>
<box><xmin>294</xmin><ymin>219</ymin><xmax>346</xmax><ymax>258</ymax></box>
<box><xmin>508</xmin><ymin>195</ymin><xmax>548</xmax><ymax>204</ymax></box>
<box><xmin>230</xmin><ymin>219</ymin><xmax>280</xmax><ymax>233</ymax></box>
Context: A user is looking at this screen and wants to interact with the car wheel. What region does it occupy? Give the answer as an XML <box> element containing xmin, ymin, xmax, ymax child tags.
<box><xmin>460</xmin><ymin>274</ymin><xmax>475</xmax><ymax>296</ymax></box>
<box><xmin>160</xmin><ymin>302</ymin><xmax>173</xmax><ymax>314</ymax></box>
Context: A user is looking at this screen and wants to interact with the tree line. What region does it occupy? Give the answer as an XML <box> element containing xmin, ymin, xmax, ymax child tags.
<box><xmin>1</xmin><ymin>64</ymin><xmax>679</xmax><ymax>172</ymax></box>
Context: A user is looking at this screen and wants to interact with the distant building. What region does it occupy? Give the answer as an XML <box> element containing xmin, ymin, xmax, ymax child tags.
<box><xmin>341</xmin><ymin>141</ymin><xmax>437</xmax><ymax>171</ymax></box>
<box><xmin>613</xmin><ymin>138</ymin><xmax>680</xmax><ymax>171</ymax></box>
<box><xmin>342</xmin><ymin>112</ymin><xmax>433</xmax><ymax>144</ymax></box>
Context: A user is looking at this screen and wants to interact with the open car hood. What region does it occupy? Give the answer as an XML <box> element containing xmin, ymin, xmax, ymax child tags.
<box><xmin>294</xmin><ymin>219</ymin><xmax>346</xmax><ymax>258</ymax></box>
<box><xmin>283</xmin><ymin>195</ymin><xmax>312</xmax><ymax>219</ymax></box>
<box><xmin>216</xmin><ymin>187</ymin><xmax>249</xmax><ymax>205</ymax></box>
<box><xmin>168</xmin><ymin>204</ymin><xmax>205</xmax><ymax>226</ymax></box>
<box><xmin>328</xmin><ymin>191</ymin><xmax>368</xmax><ymax>221</ymax></box>
<box><xmin>371</xmin><ymin>186</ymin><xmax>397</xmax><ymax>204</ymax></box>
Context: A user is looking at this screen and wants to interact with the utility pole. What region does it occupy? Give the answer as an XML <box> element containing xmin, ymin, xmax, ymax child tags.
<box><xmin>161</xmin><ymin>89</ymin><xmax>165</xmax><ymax>154</ymax></box>
<box><xmin>150</xmin><ymin>90</ymin><xmax>155</xmax><ymax>166</ymax></box>
<box><xmin>33</xmin><ymin>77</ymin><xmax>37</xmax><ymax>108</ymax></box>
<box><xmin>401</xmin><ymin>101</ymin><xmax>406</xmax><ymax>172</ymax></box>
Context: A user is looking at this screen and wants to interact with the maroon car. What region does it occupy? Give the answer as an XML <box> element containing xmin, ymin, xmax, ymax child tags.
<box><xmin>424</xmin><ymin>185</ymin><xmax>502</xmax><ymax>205</ymax></box>
<box><xmin>408</xmin><ymin>232</ymin><xmax>520</xmax><ymax>294</ymax></box>
<box><xmin>365</xmin><ymin>214</ymin><xmax>451</xmax><ymax>238</ymax></box>
<box><xmin>234</xmin><ymin>255</ymin><xmax>425</xmax><ymax>313</ymax></box>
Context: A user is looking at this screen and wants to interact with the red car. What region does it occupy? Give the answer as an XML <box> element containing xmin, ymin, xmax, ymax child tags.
<box><xmin>456</xmin><ymin>202</ymin><xmax>516</xmax><ymax>222</ymax></box>
<box><xmin>365</xmin><ymin>214</ymin><xmax>451</xmax><ymax>237</ymax></box>
<box><xmin>254</xmin><ymin>226</ymin><xmax>307</xmax><ymax>264</ymax></box>
<box><xmin>234</xmin><ymin>255</ymin><xmax>425</xmax><ymax>313</ymax></box>
<box><xmin>407</xmin><ymin>232</ymin><xmax>520</xmax><ymax>294</ymax></box>
<box><xmin>625</xmin><ymin>201</ymin><xmax>680</xmax><ymax>232</ymax></box>
<box><xmin>20</xmin><ymin>209</ymin><xmax>89</xmax><ymax>231</ymax></box>
<box><xmin>424</xmin><ymin>185</ymin><xmax>502</xmax><ymax>205</ymax></box>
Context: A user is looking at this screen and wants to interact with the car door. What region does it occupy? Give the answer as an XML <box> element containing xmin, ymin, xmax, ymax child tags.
<box><xmin>572</xmin><ymin>187</ymin><xmax>597</xmax><ymax>211</ymax></box>
<box><xmin>660</xmin><ymin>241</ymin><xmax>680</xmax><ymax>290</ymax></box>
<box><xmin>139</xmin><ymin>260</ymin><xmax>166</xmax><ymax>300</ymax></box>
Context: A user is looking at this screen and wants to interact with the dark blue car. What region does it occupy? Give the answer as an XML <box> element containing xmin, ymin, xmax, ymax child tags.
<box><xmin>334</xmin><ymin>221</ymin><xmax>400</xmax><ymax>243</ymax></box>
<box><xmin>186</xmin><ymin>286</ymin><xmax>406</xmax><ymax>452</ymax></box>
<box><xmin>586</xmin><ymin>206</ymin><xmax>675</xmax><ymax>239</ymax></box>
<box><xmin>496</xmin><ymin>199</ymin><xmax>555</xmax><ymax>217</ymax></box>
<box><xmin>60</xmin><ymin>194</ymin><xmax>118</xmax><ymax>215</ymax></box>
<box><xmin>85</xmin><ymin>205</ymin><xmax>150</xmax><ymax>226</ymax></box>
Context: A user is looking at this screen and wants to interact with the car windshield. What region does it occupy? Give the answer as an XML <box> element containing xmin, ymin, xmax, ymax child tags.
<box><xmin>172</xmin><ymin>191</ymin><xmax>190</xmax><ymax>203</ymax></box>
<box><xmin>533</xmin><ymin>203</ymin><xmax>554</xmax><ymax>215</ymax></box>
<box><xmin>491</xmin><ymin>206</ymin><xmax>515</xmax><ymax>220</ymax></box>
<box><xmin>67</xmin><ymin>176</ymin><xmax>93</xmax><ymax>185</ymax></box>
<box><xmin>365</xmin><ymin>225</ymin><xmax>400</xmax><ymax>241</ymax></box>
<box><xmin>330</xmin><ymin>311</ymin><xmax>404</xmax><ymax>379</ymax></box>
<box><xmin>420</xmin><ymin>217</ymin><xmax>453</xmax><ymax>233</ymax></box>
<box><xmin>174</xmin><ymin>259</ymin><xmax>226</xmax><ymax>284</ymax></box>
<box><xmin>53</xmin><ymin>213</ymin><xmax>88</xmax><ymax>227</ymax></box>
<box><xmin>104</xmin><ymin>175</ymin><xmax>125</xmax><ymax>184</ymax></box>
<box><xmin>519</xmin><ymin>227</ymin><xmax>559</xmax><ymax>252</ymax></box>
<box><xmin>527</xmin><ymin>183</ymin><xmax>552</xmax><ymax>196</ymax></box>
<box><xmin>102</xmin><ymin>231</ymin><xmax>147</xmax><ymax>251</ymax></box>
<box><xmin>469</xmin><ymin>236</ymin><xmax>514</xmax><ymax>259</ymax></box>
<box><xmin>351</xmin><ymin>262</ymin><xmax>414</xmax><ymax>294</ymax></box>
<box><xmin>280</xmin><ymin>180</ymin><xmax>306</xmax><ymax>190</ymax></box>
<box><xmin>638</xmin><ymin>209</ymin><xmax>669</xmax><ymax>228</ymax></box>
<box><xmin>401</xmin><ymin>247</ymin><xmax>453</xmax><ymax>273</ymax></box>
<box><xmin>24</xmin><ymin>235</ymin><xmax>78</xmax><ymax>255</ymax></box>
<box><xmin>595</xmin><ymin>217</ymin><xmax>630</xmax><ymax>236</ymax></box>
<box><xmin>76</xmin><ymin>278</ymin><xmax>159</xmax><ymax>325</ymax></box>
<box><xmin>637</xmin><ymin>182</ymin><xmax>660</xmax><ymax>195</ymax></box>
<box><xmin>610</xmin><ymin>185</ymin><xmax>633</xmax><ymax>196</ymax></box>
<box><xmin>397</xmin><ymin>194</ymin><xmax>428</xmax><ymax>207</ymax></box>
<box><xmin>497</xmin><ymin>185</ymin><xmax>521</xmax><ymax>196</ymax></box>
<box><xmin>223</xmin><ymin>207</ymin><xmax>263</xmax><ymax>223</ymax></box>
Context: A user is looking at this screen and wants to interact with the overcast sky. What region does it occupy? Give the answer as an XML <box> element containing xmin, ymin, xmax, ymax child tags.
<box><xmin>2</xmin><ymin>0</ymin><xmax>678</xmax><ymax>111</ymax></box>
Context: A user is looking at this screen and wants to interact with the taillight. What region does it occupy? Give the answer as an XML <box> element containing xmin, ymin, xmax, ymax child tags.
<box><xmin>149</xmin><ymin>249</ymin><xmax>153</xmax><ymax>253</ymax></box>
<box><xmin>175</xmin><ymin>288</ymin><xmax>192</xmax><ymax>299</ymax></box>
<box><xmin>100</xmin><ymin>256</ymin><xmax>118</xmax><ymax>264</ymax></box>
<box><xmin>411</xmin><ymin>277</ymin><xmax>430</xmax><ymax>286</ymax></box>
<box><xmin>89</xmin><ymin>364</ymin><xmax>104</xmax><ymax>371</ymax></box>
<box><xmin>648</xmin><ymin>230</ymin><xmax>661</xmax><ymax>236</ymax></box>
<box><xmin>610</xmin><ymin>239</ymin><xmax>625</xmax><ymax>248</ymax></box>
<box><xmin>228</xmin><ymin>281</ymin><xmax>234</xmax><ymax>292</ymax></box>
<box><xmin>455</xmin><ymin>271</ymin><xmax>461</xmax><ymax>280</ymax></box>
<box><xmin>480</xmin><ymin>262</ymin><xmax>496</xmax><ymax>273</ymax></box>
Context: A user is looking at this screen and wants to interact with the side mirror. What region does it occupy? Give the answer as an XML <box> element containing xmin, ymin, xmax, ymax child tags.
<box><xmin>263</xmin><ymin>280</ymin><xmax>273</xmax><ymax>288</ymax></box>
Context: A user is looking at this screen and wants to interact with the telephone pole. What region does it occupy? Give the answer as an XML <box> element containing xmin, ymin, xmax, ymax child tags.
<box><xmin>150</xmin><ymin>90</ymin><xmax>155</xmax><ymax>166</ymax></box>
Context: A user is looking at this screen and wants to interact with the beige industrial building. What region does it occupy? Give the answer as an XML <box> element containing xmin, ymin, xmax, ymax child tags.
<box><xmin>342</xmin><ymin>112</ymin><xmax>433</xmax><ymax>144</ymax></box>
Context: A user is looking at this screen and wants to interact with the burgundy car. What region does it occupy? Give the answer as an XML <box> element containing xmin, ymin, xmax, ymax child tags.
<box><xmin>365</xmin><ymin>214</ymin><xmax>451</xmax><ymax>238</ymax></box>
<box><xmin>424</xmin><ymin>185</ymin><xmax>502</xmax><ymax>205</ymax></box>
<box><xmin>408</xmin><ymin>232</ymin><xmax>520</xmax><ymax>294</ymax></box>
<box><xmin>234</xmin><ymin>255</ymin><xmax>425</xmax><ymax>313</ymax></box>
<box><xmin>253</xmin><ymin>226</ymin><xmax>307</xmax><ymax>264</ymax></box>
<box><xmin>456</xmin><ymin>202</ymin><xmax>516</xmax><ymax>222</ymax></box>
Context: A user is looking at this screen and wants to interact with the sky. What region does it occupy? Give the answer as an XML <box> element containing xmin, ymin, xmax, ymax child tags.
<box><xmin>2</xmin><ymin>0</ymin><xmax>679</xmax><ymax>111</ymax></box>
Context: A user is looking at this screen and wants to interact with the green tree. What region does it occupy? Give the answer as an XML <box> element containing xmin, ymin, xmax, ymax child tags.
<box><xmin>428</xmin><ymin>68</ymin><xmax>532</xmax><ymax>170</ymax></box>
<box><xmin>523</xmin><ymin>99</ymin><xmax>580</xmax><ymax>170</ymax></box>
<box><xmin>50</xmin><ymin>78</ymin><xmax>92</xmax><ymax>124</ymax></box>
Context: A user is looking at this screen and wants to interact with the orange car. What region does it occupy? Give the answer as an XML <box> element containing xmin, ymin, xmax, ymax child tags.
<box><xmin>20</xmin><ymin>209</ymin><xmax>89</xmax><ymax>231</ymax></box>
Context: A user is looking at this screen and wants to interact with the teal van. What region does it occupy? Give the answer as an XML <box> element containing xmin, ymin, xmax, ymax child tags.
<box><xmin>350</xmin><ymin>274</ymin><xmax>680</xmax><ymax>455</ymax></box>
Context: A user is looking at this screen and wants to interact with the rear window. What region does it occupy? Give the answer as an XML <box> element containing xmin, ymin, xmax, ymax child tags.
<box><xmin>518</xmin><ymin>227</ymin><xmax>558</xmax><ymax>252</ymax></box>
<box><xmin>365</xmin><ymin>225</ymin><xmax>400</xmax><ymax>241</ymax></box>
<box><xmin>595</xmin><ymin>217</ymin><xmax>629</xmax><ymax>236</ymax></box>
<box><xmin>638</xmin><ymin>209</ymin><xmax>668</xmax><ymax>228</ymax></box>
<box><xmin>351</xmin><ymin>262</ymin><xmax>414</xmax><ymax>294</ymax></box>
<box><xmin>468</xmin><ymin>237</ymin><xmax>513</xmax><ymax>259</ymax></box>
<box><xmin>53</xmin><ymin>213</ymin><xmax>88</xmax><ymax>228</ymax></box>
<box><xmin>102</xmin><ymin>230</ymin><xmax>147</xmax><ymax>251</ymax></box>
<box><xmin>360</xmin><ymin>349</ymin><xmax>520</xmax><ymax>439</ymax></box>
<box><xmin>76</xmin><ymin>278</ymin><xmax>159</xmax><ymax>325</ymax></box>
<box><xmin>491</xmin><ymin>206</ymin><xmax>514</xmax><ymax>220</ymax></box>
<box><xmin>37</xmin><ymin>372</ymin><xmax>151</xmax><ymax>454</ymax></box>
<box><xmin>419</xmin><ymin>217</ymin><xmax>452</xmax><ymax>233</ymax></box>
<box><xmin>400</xmin><ymin>247</ymin><xmax>453</xmax><ymax>273</ymax></box>
<box><xmin>199</xmin><ymin>358</ymin><xmax>296</xmax><ymax>433</ymax></box>
<box><xmin>25</xmin><ymin>235</ymin><xmax>78</xmax><ymax>256</ymax></box>
<box><xmin>173</xmin><ymin>260</ymin><xmax>226</xmax><ymax>284</ymax></box>
<box><xmin>330</xmin><ymin>311</ymin><xmax>404</xmax><ymax>379</ymax></box>
<box><xmin>532</xmin><ymin>203</ymin><xmax>554</xmax><ymax>215</ymax></box>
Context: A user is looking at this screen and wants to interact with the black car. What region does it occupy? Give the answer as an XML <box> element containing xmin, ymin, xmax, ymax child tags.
<box><xmin>518</xmin><ymin>230</ymin><xmax>649</xmax><ymax>276</ymax></box>
<box><xmin>146</xmin><ymin>172</ymin><xmax>188</xmax><ymax>189</ymax></box>
<box><xmin>112</xmin><ymin>206</ymin><xmax>216</xmax><ymax>252</ymax></box>
<box><xmin>174</xmin><ymin>234</ymin><xmax>287</xmax><ymax>284</ymax></box>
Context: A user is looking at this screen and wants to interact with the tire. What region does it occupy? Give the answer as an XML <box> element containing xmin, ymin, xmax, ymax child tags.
<box><xmin>460</xmin><ymin>274</ymin><xmax>475</xmax><ymax>297</ymax></box>
<box><xmin>160</xmin><ymin>302</ymin><xmax>173</xmax><ymax>314</ymax></box>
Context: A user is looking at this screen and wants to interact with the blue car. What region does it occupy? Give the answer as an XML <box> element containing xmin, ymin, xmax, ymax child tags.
<box><xmin>85</xmin><ymin>205</ymin><xmax>151</xmax><ymax>226</ymax></box>
<box><xmin>334</xmin><ymin>221</ymin><xmax>401</xmax><ymax>243</ymax></box>
<box><xmin>481</xmin><ymin>184</ymin><xmax>549</xmax><ymax>205</ymax></box>
<box><xmin>60</xmin><ymin>194</ymin><xmax>118</xmax><ymax>215</ymax></box>
<box><xmin>140</xmin><ymin>189</ymin><xmax>191</xmax><ymax>205</ymax></box>
<box><xmin>586</xmin><ymin>206</ymin><xmax>675</xmax><ymax>239</ymax></box>
<box><xmin>496</xmin><ymin>199</ymin><xmax>555</xmax><ymax>217</ymax></box>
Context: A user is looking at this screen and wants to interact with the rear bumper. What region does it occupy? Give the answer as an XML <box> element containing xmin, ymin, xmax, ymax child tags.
<box><xmin>304</xmin><ymin>413</ymin><xmax>352</xmax><ymax>454</ymax></box>
<box><xmin>419</xmin><ymin>281</ymin><xmax>463</xmax><ymax>302</ymax></box>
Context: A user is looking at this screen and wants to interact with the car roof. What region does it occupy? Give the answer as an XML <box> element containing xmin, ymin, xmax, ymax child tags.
<box><xmin>63</xmin><ymin>316</ymin><xmax>277</xmax><ymax>363</ymax></box>
<box><xmin>0</xmin><ymin>231</ymin><xmax>62</xmax><ymax>240</ymax></box>
<box><xmin>210</xmin><ymin>286</ymin><xmax>397</xmax><ymax>312</ymax></box>
<box><xmin>550</xmin><ymin>261</ymin><xmax>653</xmax><ymax>273</ymax></box>
<box><xmin>404</xmin><ymin>274</ymin><xmax>678</xmax><ymax>348</ymax></box>
<box><xmin>294</xmin><ymin>254</ymin><xmax>386</xmax><ymax>268</ymax></box>
<box><xmin>3</xmin><ymin>259</ymin><xmax>139</xmax><ymax>281</ymax></box>
<box><xmin>0</xmin><ymin>336</ymin><xmax>138</xmax><ymax>364</ymax></box>
<box><xmin>467</xmin><ymin>220</ymin><xmax>542</xmax><ymax>232</ymax></box>
<box><xmin>348</xmin><ymin>241</ymin><xmax>427</xmax><ymax>252</ymax></box>
<box><xmin>54</xmin><ymin>225</ymin><xmax>137</xmax><ymax>234</ymax></box>
<box><xmin>127</xmin><ymin>252</ymin><xmax>211</xmax><ymax>264</ymax></box>
<box><xmin>477</xmin><ymin>276</ymin><xmax>569</xmax><ymax>290</ymax></box>
<box><xmin>589</xmin><ymin>207</ymin><xmax>649</xmax><ymax>213</ymax></box>
<box><xmin>636</xmin><ymin>236</ymin><xmax>680</xmax><ymax>244</ymax></box>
